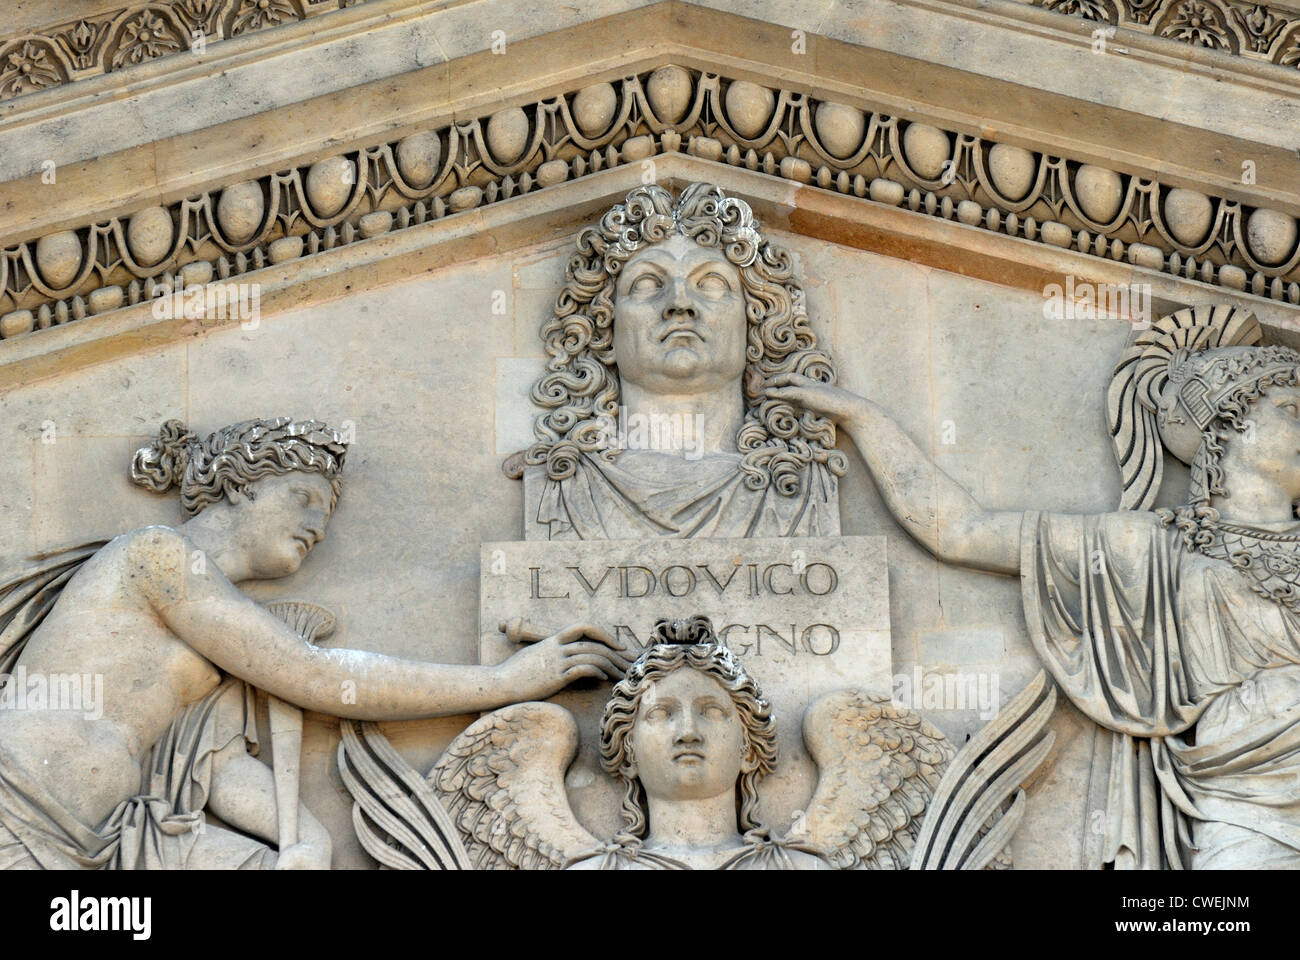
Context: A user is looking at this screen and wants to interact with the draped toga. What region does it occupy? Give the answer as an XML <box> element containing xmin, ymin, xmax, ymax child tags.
<box><xmin>1021</xmin><ymin>510</ymin><xmax>1300</xmax><ymax>869</ymax></box>
<box><xmin>0</xmin><ymin>542</ymin><xmax>275</xmax><ymax>870</ymax></box>
<box><xmin>0</xmin><ymin>678</ymin><xmax>269</xmax><ymax>870</ymax></box>
<box><xmin>525</xmin><ymin>451</ymin><xmax>841</xmax><ymax>540</ymax></box>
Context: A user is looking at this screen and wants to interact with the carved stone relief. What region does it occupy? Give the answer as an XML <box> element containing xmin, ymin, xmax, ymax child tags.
<box><xmin>328</xmin><ymin>182</ymin><xmax>1057</xmax><ymax>868</ymax></box>
<box><xmin>0</xmin><ymin>0</ymin><xmax>373</xmax><ymax>100</ymax></box>
<box><xmin>340</xmin><ymin>617</ymin><xmax>1056</xmax><ymax>870</ymax></box>
<box><xmin>0</xmin><ymin>417</ymin><xmax>626</xmax><ymax>869</ymax></box>
<box><xmin>3</xmin><ymin>64</ymin><xmax>1297</xmax><ymax>343</ymax></box>
<box><xmin>1</xmin><ymin>0</ymin><xmax>1298</xmax><ymax>884</ymax></box>
<box><xmin>1032</xmin><ymin>0</ymin><xmax>1300</xmax><ymax>66</ymax></box>
<box><xmin>515</xmin><ymin>182</ymin><xmax>845</xmax><ymax>541</ymax></box>
<box><xmin>768</xmin><ymin>302</ymin><xmax>1300</xmax><ymax>868</ymax></box>
<box><xmin>478</xmin><ymin>534</ymin><xmax>894</xmax><ymax>831</ymax></box>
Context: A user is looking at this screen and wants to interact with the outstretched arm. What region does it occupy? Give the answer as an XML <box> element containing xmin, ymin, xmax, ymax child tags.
<box><xmin>766</xmin><ymin>373</ymin><xmax>1022</xmax><ymax>574</ymax></box>
<box><xmin>127</xmin><ymin>528</ymin><xmax>631</xmax><ymax>720</ymax></box>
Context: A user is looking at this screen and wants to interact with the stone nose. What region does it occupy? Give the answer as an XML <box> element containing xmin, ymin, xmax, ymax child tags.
<box><xmin>661</xmin><ymin>278</ymin><xmax>697</xmax><ymax>322</ymax></box>
<box><xmin>674</xmin><ymin>712</ymin><xmax>702</xmax><ymax>742</ymax></box>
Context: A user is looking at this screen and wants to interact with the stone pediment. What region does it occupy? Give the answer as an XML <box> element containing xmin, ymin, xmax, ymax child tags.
<box><xmin>2</xmin><ymin>1</ymin><xmax>1299</xmax><ymax>389</ymax></box>
<box><xmin>4</xmin><ymin>1</ymin><xmax>1300</xmax><ymax>879</ymax></box>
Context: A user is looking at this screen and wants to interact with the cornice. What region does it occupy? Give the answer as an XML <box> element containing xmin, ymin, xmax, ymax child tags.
<box><xmin>0</xmin><ymin>54</ymin><xmax>1297</xmax><ymax>378</ymax></box>
<box><xmin>1</xmin><ymin>153</ymin><xmax>1295</xmax><ymax>393</ymax></box>
<box><xmin>1</xmin><ymin>4</ymin><xmax>1297</xmax><ymax>382</ymax></box>
<box><xmin>0</xmin><ymin>0</ymin><xmax>384</xmax><ymax>102</ymax></box>
<box><xmin>6</xmin><ymin>0</ymin><xmax>1300</xmax><ymax>120</ymax></box>
<box><xmin>1020</xmin><ymin>0</ymin><xmax>1300</xmax><ymax>68</ymax></box>
<box><xmin>910</xmin><ymin>0</ymin><xmax>1300</xmax><ymax>88</ymax></box>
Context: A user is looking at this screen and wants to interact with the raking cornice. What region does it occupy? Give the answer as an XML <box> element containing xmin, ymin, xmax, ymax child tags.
<box><xmin>1</xmin><ymin>4</ymin><xmax>1297</xmax><ymax>385</ymax></box>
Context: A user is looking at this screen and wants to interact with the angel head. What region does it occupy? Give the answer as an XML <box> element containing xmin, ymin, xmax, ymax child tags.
<box><xmin>599</xmin><ymin>616</ymin><xmax>777</xmax><ymax>843</ymax></box>
<box><xmin>1109</xmin><ymin>305</ymin><xmax>1300</xmax><ymax>539</ymax></box>
<box><xmin>130</xmin><ymin>417</ymin><xmax>349</xmax><ymax>578</ymax></box>
<box><xmin>522</xmin><ymin>182</ymin><xmax>847</xmax><ymax>495</ymax></box>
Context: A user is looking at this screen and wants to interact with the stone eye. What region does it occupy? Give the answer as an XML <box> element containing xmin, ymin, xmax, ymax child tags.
<box><xmin>630</xmin><ymin>273</ymin><xmax>662</xmax><ymax>295</ymax></box>
<box><xmin>696</xmin><ymin>272</ymin><xmax>731</xmax><ymax>294</ymax></box>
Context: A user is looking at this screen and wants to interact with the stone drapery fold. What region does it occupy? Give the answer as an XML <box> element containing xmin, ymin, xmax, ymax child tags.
<box><xmin>1021</xmin><ymin>510</ymin><xmax>1300</xmax><ymax>869</ymax></box>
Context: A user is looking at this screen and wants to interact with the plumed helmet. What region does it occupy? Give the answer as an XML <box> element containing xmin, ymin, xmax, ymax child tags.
<box><xmin>1108</xmin><ymin>304</ymin><xmax>1300</xmax><ymax>510</ymax></box>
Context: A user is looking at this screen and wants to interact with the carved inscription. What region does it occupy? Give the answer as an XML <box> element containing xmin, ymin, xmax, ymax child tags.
<box><xmin>481</xmin><ymin>535</ymin><xmax>890</xmax><ymax>690</ymax></box>
<box><xmin>529</xmin><ymin>561</ymin><xmax>840</xmax><ymax>600</ymax></box>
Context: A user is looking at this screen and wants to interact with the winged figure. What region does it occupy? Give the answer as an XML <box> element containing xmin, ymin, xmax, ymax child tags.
<box><xmin>340</xmin><ymin>616</ymin><xmax>1056</xmax><ymax>870</ymax></box>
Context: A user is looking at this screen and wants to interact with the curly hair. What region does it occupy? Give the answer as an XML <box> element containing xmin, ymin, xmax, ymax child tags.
<box><xmin>1158</xmin><ymin>348</ymin><xmax>1300</xmax><ymax>547</ymax></box>
<box><xmin>599</xmin><ymin>636</ymin><xmax>778</xmax><ymax>844</ymax></box>
<box><xmin>130</xmin><ymin>417</ymin><xmax>349</xmax><ymax>518</ymax></box>
<box><xmin>521</xmin><ymin>182</ymin><xmax>847</xmax><ymax>496</ymax></box>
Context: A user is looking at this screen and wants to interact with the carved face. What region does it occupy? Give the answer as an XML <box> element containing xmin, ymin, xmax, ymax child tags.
<box><xmin>612</xmin><ymin>234</ymin><xmax>748</xmax><ymax>395</ymax></box>
<box><xmin>233</xmin><ymin>471</ymin><xmax>335</xmax><ymax>579</ymax></box>
<box><xmin>1231</xmin><ymin>384</ymin><xmax>1300</xmax><ymax>500</ymax></box>
<box><xmin>629</xmin><ymin>666</ymin><xmax>750</xmax><ymax>804</ymax></box>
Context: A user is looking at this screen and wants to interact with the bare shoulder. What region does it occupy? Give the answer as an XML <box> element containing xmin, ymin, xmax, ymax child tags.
<box><xmin>118</xmin><ymin>524</ymin><xmax>192</xmax><ymax>606</ymax></box>
<box><xmin>119</xmin><ymin>524</ymin><xmax>189</xmax><ymax>567</ymax></box>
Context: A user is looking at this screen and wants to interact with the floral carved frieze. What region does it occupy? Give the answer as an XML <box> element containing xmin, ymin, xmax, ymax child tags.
<box><xmin>1</xmin><ymin>64</ymin><xmax>1298</xmax><ymax>339</ymax></box>
<box><xmin>0</xmin><ymin>0</ymin><xmax>370</xmax><ymax>100</ymax></box>
<box><xmin>1033</xmin><ymin>0</ymin><xmax>1300</xmax><ymax>66</ymax></box>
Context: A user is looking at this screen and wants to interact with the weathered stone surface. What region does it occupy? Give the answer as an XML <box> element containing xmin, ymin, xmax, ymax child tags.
<box><xmin>478</xmin><ymin>534</ymin><xmax>891</xmax><ymax>840</ymax></box>
<box><xmin>1</xmin><ymin>0</ymin><xmax>1297</xmax><ymax>877</ymax></box>
<box><xmin>479</xmin><ymin>536</ymin><xmax>891</xmax><ymax>679</ymax></box>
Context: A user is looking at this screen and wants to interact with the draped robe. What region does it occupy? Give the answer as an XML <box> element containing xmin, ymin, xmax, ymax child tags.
<box><xmin>0</xmin><ymin>678</ymin><xmax>268</xmax><ymax>869</ymax></box>
<box><xmin>526</xmin><ymin>450</ymin><xmax>841</xmax><ymax>540</ymax></box>
<box><xmin>1022</xmin><ymin>510</ymin><xmax>1300</xmax><ymax>869</ymax></box>
<box><xmin>0</xmin><ymin>543</ymin><xmax>274</xmax><ymax>870</ymax></box>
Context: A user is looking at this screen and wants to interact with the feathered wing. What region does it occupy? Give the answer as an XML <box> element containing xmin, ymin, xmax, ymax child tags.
<box><xmin>338</xmin><ymin>720</ymin><xmax>473</xmax><ymax>869</ymax></box>
<box><xmin>427</xmin><ymin>702</ymin><xmax>601</xmax><ymax>870</ymax></box>
<box><xmin>795</xmin><ymin>690</ymin><xmax>956</xmax><ymax>869</ymax></box>
<box><xmin>908</xmin><ymin>671</ymin><xmax>1057</xmax><ymax>870</ymax></box>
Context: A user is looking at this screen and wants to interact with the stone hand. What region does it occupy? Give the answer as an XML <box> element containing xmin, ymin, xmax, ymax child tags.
<box><xmin>763</xmin><ymin>372</ymin><xmax>870</xmax><ymax>426</ymax></box>
<box><xmin>498</xmin><ymin>621</ymin><xmax>632</xmax><ymax>700</ymax></box>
